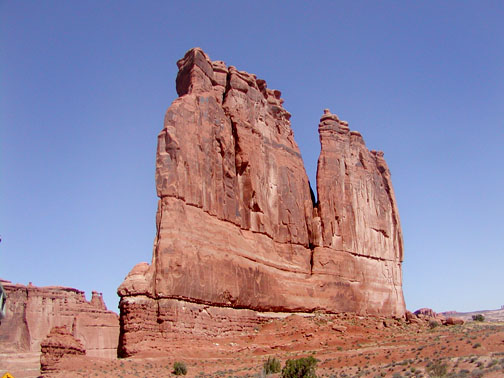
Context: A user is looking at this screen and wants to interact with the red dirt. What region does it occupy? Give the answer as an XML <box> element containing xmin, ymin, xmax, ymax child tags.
<box><xmin>30</xmin><ymin>314</ymin><xmax>504</xmax><ymax>377</ymax></box>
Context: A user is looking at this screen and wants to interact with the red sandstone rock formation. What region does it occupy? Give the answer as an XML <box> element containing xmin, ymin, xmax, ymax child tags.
<box><xmin>118</xmin><ymin>48</ymin><xmax>405</xmax><ymax>356</ymax></box>
<box><xmin>0</xmin><ymin>279</ymin><xmax>119</xmax><ymax>359</ymax></box>
<box><xmin>405</xmin><ymin>311</ymin><xmax>423</xmax><ymax>325</ymax></box>
<box><xmin>413</xmin><ymin>307</ymin><xmax>454</xmax><ymax>326</ymax></box>
<box><xmin>444</xmin><ymin>317</ymin><xmax>464</xmax><ymax>326</ymax></box>
<box><xmin>414</xmin><ymin>308</ymin><xmax>438</xmax><ymax>318</ymax></box>
<box><xmin>40</xmin><ymin>326</ymin><xmax>85</xmax><ymax>376</ymax></box>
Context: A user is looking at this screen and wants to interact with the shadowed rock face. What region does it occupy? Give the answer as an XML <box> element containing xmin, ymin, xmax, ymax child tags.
<box><xmin>118</xmin><ymin>48</ymin><xmax>405</xmax><ymax>357</ymax></box>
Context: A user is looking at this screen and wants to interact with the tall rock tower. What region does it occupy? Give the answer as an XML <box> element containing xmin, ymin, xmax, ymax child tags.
<box><xmin>117</xmin><ymin>48</ymin><xmax>405</xmax><ymax>356</ymax></box>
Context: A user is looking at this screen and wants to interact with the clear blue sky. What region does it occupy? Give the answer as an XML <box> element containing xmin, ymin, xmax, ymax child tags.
<box><xmin>1</xmin><ymin>1</ymin><xmax>503</xmax><ymax>314</ymax></box>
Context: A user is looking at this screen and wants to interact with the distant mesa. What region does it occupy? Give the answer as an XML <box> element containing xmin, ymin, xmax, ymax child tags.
<box><xmin>117</xmin><ymin>47</ymin><xmax>406</xmax><ymax>356</ymax></box>
<box><xmin>0</xmin><ymin>279</ymin><xmax>119</xmax><ymax>363</ymax></box>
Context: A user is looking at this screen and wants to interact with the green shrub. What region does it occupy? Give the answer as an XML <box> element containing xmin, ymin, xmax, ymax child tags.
<box><xmin>429</xmin><ymin>320</ymin><xmax>439</xmax><ymax>329</ymax></box>
<box><xmin>472</xmin><ymin>314</ymin><xmax>485</xmax><ymax>322</ymax></box>
<box><xmin>282</xmin><ymin>356</ymin><xmax>318</xmax><ymax>378</ymax></box>
<box><xmin>173</xmin><ymin>361</ymin><xmax>187</xmax><ymax>375</ymax></box>
<box><xmin>263</xmin><ymin>356</ymin><xmax>282</xmax><ymax>375</ymax></box>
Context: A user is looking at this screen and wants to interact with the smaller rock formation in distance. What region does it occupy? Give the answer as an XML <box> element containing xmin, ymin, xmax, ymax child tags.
<box><xmin>0</xmin><ymin>278</ymin><xmax>119</xmax><ymax>368</ymax></box>
<box><xmin>40</xmin><ymin>326</ymin><xmax>85</xmax><ymax>377</ymax></box>
<box><xmin>412</xmin><ymin>307</ymin><xmax>464</xmax><ymax>326</ymax></box>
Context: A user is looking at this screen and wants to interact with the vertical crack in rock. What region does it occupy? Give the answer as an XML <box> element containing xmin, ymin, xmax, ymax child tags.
<box><xmin>308</xmin><ymin>181</ymin><xmax>317</xmax><ymax>208</ymax></box>
<box><xmin>117</xmin><ymin>48</ymin><xmax>406</xmax><ymax>356</ymax></box>
<box><xmin>308</xmin><ymin>243</ymin><xmax>315</xmax><ymax>275</ymax></box>
<box><xmin>230</xmin><ymin>117</ymin><xmax>246</xmax><ymax>176</ymax></box>
<box><xmin>156</xmin><ymin>300</ymin><xmax>163</xmax><ymax>325</ymax></box>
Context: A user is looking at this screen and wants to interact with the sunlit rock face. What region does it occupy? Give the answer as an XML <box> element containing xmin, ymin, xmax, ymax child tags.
<box><xmin>118</xmin><ymin>48</ymin><xmax>405</xmax><ymax>357</ymax></box>
<box><xmin>0</xmin><ymin>280</ymin><xmax>119</xmax><ymax>359</ymax></box>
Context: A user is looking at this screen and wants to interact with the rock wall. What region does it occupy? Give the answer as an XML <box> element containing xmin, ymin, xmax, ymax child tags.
<box><xmin>118</xmin><ymin>48</ymin><xmax>405</xmax><ymax>356</ymax></box>
<box><xmin>0</xmin><ymin>279</ymin><xmax>119</xmax><ymax>359</ymax></box>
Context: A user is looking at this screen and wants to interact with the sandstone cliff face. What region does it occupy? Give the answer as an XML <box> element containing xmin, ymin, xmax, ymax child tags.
<box><xmin>0</xmin><ymin>280</ymin><xmax>119</xmax><ymax>359</ymax></box>
<box><xmin>118</xmin><ymin>48</ymin><xmax>405</xmax><ymax>356</ymax></box>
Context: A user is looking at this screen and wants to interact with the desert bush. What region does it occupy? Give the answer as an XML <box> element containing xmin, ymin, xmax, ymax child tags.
<box><xmin>281</xmin><ymin>356</ymin><xmax>318</xmax><ymax>378</ymax></box>
<box><xmin>472</xmin><ymin>314</ymin><xmax>485</xmax><ymax>322</ymax></box>
<box><xmin>173</xmin><ymin>361</ymin><xmax>187</xmax><ymax>375</ymax></box>
<box><xmin>263</xmin><ymin>356</ymin><xmax>282</xmax><ymax>375</ymax></box>
<box><xmin>429</xmin><ymin>320</ymin><xmax>439</xmax><ymax>329</ymax></box>
<box><xmin>426</xmin><ymin>362</ymin><xmax>447</xmax><ymax>377</ymax></box>
<box><xmin>471</xmin><ymin>368</ymin><xmax>484</xmax><ymax>378</ymax></box>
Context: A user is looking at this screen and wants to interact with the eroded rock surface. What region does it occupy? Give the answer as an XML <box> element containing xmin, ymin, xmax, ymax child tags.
<box><xmin>0</xmin><ymin>279</ymin><xmax>119</xmax><ymax>359</ymax></box>
<box><xmin>118</xmin><ymin>48</ymin><xmax>405</xmax><ymax>356</ymax></box>
<box><xmin>40</xmin><ymin>326</ymin><xmax>85</xmax><ymax>377</ymax></box>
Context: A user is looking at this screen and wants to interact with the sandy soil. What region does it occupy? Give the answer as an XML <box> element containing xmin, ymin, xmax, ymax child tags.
<box><xmin>5</xmin><ymin>314</ymin><xmax>504</xmax><ymax>377</ymax></box>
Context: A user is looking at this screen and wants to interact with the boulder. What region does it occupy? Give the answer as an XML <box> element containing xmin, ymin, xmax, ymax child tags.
<box><xmin>331</xmin><ymin>325</ymin><xmax>347</xmax><ymax>333</ymax></box>
<box><xmin>444</xmin><ymin>317</ymin><xmax>464</xmax><ymax>326</ymax></box>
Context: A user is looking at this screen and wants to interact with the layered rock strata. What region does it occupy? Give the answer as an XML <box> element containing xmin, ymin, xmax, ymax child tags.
<box><xmin>0</xmin><ymin>279</ymin><xmax>119</xmax><ymax>359</ymax></box>
<box><xmin>118</xmin><ymin>48</ymin><xmax>405</xmax><ymax>356</ymax></box>
<box><xmin>40</xmin><ymin>326</ymin><xmax>85</xmax><ymax>377</ymax></box>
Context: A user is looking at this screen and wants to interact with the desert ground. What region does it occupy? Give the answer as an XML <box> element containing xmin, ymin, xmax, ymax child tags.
<box><xmin>9</xmin><ymin>314</ymin><xmax>501</xmax><ymax>378</ymax></box>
